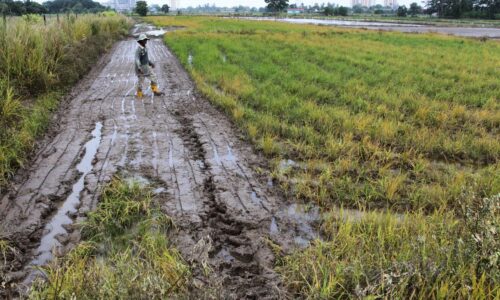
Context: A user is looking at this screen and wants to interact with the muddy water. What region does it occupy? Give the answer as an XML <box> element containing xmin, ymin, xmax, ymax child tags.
<box><xmin>242</xmin><ymin>17</ymin><xmax>500</xmax><ymax>38</ymax></box>
<box><xmin>31</xmin><ymin>122</ymin><xmax>102</xmax><ymax>266</ymax></box>
<box><xmin>0</xmin><ymin>28</ymin><xmax>321</xmax><ymax>298</ymax></box>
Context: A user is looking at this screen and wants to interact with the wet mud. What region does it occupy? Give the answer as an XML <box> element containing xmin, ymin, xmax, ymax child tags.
<box><xmin>0</xmin><ymin>27</ymin><xmax>319</xmax><ymax>299</ymax></box>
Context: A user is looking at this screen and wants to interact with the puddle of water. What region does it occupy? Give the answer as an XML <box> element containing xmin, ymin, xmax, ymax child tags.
<box><xmin>111</xmin><ymin>122</ymin><xmax>118</xmax><ymax>144</ymax></box>
<box><xmin>225</xmin><ymin>145</ymin><xmax>237</xmax><ymax>163</ymax></box>
<box><xmin>211</xmin><ymin>143</ymin><xmax>221</xmax><ymax>165</ymax></box>
<box><xmin>217</xmin><ymin>247</ymin><xmax>235</xmax><ymax>263</ymax></box>
<box><xmin>267</xmin><ymin>178</ymin><xmax>274</xmax><ymax>187</ymax></box>
<box><xmin>142</xmin><ymin>29</ymin><xmax>167</xmax><ymax>37</ymax></box>
<box><xmin>125</xmin><ymin>174</ymin><xmax>151</xmax><ymax>186</ymax></box>
<box><xmin>293</xmin><ymin>236</ymin><xmax>311</xmax><ymax>247</ymax></box>
<box><xmin>31</xmin><ymin>122</ymin><xmax>103</xmax><ymax>266</ymax></box>
<box><xmin>250</xmin><ymin>191</ymin><xmax>261</xmax><ymax>205</ymax></box>
<box><xmin>152</xmin><ymin>131</ymin><xmax>159</xmax><ymax>172</ymax></box>
<box><xmin>241</xmin><ymin>17</ymin><xmax>423</xmax><ymax>27</ymax></box>
<box><xmin>270</xmin><ymin>217</ymin><xmax>279</xmax><ymax>235</ymax></box>
<box><xmin>279</xmin><ymin>159</ymin><xmax>298</xmax><ymax>171</ymax></box>
<box><xmin>131</xmin><ymin>98</ymin><xmax>136</xmax><ymax>119</ymax></box>
<box><xmin>153</xmin><ymin>187</ymin><xmax>167</xmax><ymax>195</ymax></box>
<box><xmin>274</xmin><ymin>202</ymin><xmax>321</xmax><ymax>248</ymax></box>
<box><xmin>168</xmin><ymin>144</ymin><xmax>174</xmax><ymax>168</ymax></box>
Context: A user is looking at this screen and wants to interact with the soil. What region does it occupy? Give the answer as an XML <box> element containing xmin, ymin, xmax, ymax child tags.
<box><xmin>0</xmin><ymin>25</ymin><xmax>318</xmax><ymax>299</ymax></box>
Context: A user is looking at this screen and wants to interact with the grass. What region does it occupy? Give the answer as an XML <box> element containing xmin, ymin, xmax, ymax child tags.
<box><xmin>0</xmin><ymin>13</ymin><xmax>131</xmax><ymax>191</ymax></box>
<box><xmin>28</xmin><ymin>178</ymin><xmax>190</xmax><ymax>299</ymax></box>
<box><xmin>148</xmin><ymin>16</ymin><xmax>499</xmax><ymax>213</ymax></box>
<box><xmin>278</xmin><ymin>194</ymin><xmax>499</xmax><ymax>298</ymax></box>
<box><xmin>146</xmin><ymin>16</ymin><xmax>499</xmax><ymax>298</ymax></box>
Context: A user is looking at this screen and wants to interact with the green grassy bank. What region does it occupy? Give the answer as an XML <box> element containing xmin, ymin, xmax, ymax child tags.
<box><xmin>0</xmin><ymin>13</ymin><xmax>131</xmax><ymax>190</ymax></box>
<box><xmin>147</xmin><ymin>16</ymin><xmax>499</xmax><ymax>298</ymax></box>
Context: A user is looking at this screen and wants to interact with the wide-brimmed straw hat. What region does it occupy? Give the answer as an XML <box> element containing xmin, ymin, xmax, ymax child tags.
<box><xmin>137</xmin><ymin>33</ymin><xmax>150</xmax><ymax>42</ymax></box>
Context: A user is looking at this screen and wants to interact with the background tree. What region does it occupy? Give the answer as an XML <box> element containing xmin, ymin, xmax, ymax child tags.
<box><xmin>264</xmin><ymin>0</ymin><xmax>289</xmax><ymax>12</ymax></box>
<box><xmin>352</xmin><ymin>4</ymin><xmax>364</xmax><ymax>13</ymax></box>
<box><xmin>135</xmin><ymin>0</ymin><xmax>148</xmax><ymax>16</ymax></box>
<box><xmin>161</xmin><ymin>4</ymin><xmax>169</xmax><ymax>13</ymax></box>
<box><xmin>324</xmin><ymin>6</ymin><xmax>334</xmax><ymax>15</ymax></box>
<box><xmin>397</xmin><ymin>5</ymin><xmax>408</xmax><ymax>16</ymax></box>
<box><xmin>336</xmin><ymin>6</ymin><xmax>348</xmax><ymax>15</ymax></box>
<box><xmin>409</xmin><ymin>2</ymin><xmax>422</xmax><ymax>15</ymax></box>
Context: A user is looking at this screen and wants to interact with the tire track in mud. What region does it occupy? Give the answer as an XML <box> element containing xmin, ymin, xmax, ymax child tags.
<box><xmin>0</xmin><ymin>28</ymin><xmax>320</xmax><ymax>299</ymax></box>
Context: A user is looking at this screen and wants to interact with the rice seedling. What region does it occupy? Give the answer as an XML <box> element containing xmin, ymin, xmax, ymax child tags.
<box><xmin>147</xmin><ymin>16</ymin><xmax>499</xmax><ymax>213</ymax></box>
<box><xmin>28</xmin><ymin>178</ymin><xmax>190</xmax><ymax>299</ymax></box>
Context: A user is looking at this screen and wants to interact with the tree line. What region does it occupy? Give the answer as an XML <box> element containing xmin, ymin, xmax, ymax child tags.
<box><xmin>0</xmin><ymin>0</ymin><xmax>107</xmax><ymax>15</ymax></box>
<box><xmin>425</xmin><ymin>0</ymin><xmax>499</xmax><ymax>18</ymax></box>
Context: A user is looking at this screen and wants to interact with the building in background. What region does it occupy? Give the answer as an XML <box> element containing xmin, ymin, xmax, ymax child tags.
<box><xmin>384</xmin><ymin>0</ymin><xmax>398</xmax><ymax>8</ymax></box>
<box><xmin>352</xmin><ymin>0</ymin><xmax>374</xmax><ymax>7</ymax></box>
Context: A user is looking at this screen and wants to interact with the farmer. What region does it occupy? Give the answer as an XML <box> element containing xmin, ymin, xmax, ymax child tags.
<box><xmin>135</xmin><ymin>33</ymin><xmax>162</xmax><ymax>98</ymax></box>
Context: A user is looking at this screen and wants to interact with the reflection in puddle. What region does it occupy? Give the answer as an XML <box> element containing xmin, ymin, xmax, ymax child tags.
<box><xmin>31</xmin><ymin>122</ymin><xmax>103</xmax><ymax>266</ymax></box>
<box><xmin>279</xmin><ymin>159</ymin><xmax>298</xmax><ymax>171</ymax></box>
<box><xmin>225</xmin><ymin>145</ymin><xmax>237</xmax><ymax>163</ymax></box>
<box><xmin>217</xmin><ymin>247</ymin><xmax>235</xmax><ymax>263</ymax></box>
<box><xmin>250</xmin><ymin>191</ymin><xmax>261</xmax><ymax>205</ymax></box>
<box><xmin>273</xmin><ymin>202</ymin><xmax>321</xmax><ymax>248</ymax></box>
<box><xmin>270</xmin><ymin>217</ymin><xmax>279</xmax><ymax>235</ymax></box>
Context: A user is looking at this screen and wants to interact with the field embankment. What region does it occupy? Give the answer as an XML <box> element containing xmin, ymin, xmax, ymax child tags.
<box><xmin>0</xmin><ymin>13</ymin><xmax>131</xmax><ymax>191</ymax></box>
<box><xmin>147</xmin><ymin>16</ymin><xmax>499</xmax><ymax>298</ymax></box>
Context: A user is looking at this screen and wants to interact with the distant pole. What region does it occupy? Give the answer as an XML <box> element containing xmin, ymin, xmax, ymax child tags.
<box><xmin>2</xmin><ymin>12</ymin><xmax>6</xmax><ymax>27</ymax></box>
<box><xmin>43</xmin><ymin>14</ymin><xmax>46</xmax><ymax>26</ymax></box>
<box><xmin>57</xmin><ymin>13</ymin><xmax>59</xmax><ymax>23</ymax></box>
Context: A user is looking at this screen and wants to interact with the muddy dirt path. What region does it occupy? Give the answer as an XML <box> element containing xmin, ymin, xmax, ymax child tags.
<box><xmin>0</xmin><ymin>28</ymin><xmax>318</xmax><ymax>299</ymax></box>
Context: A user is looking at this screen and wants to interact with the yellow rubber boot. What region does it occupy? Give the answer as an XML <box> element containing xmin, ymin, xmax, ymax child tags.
<box><xmin>136</xmin><ymin>89</ymin><xmax>143</xmax><ymax>99</ymax></box>
<box><xmin>151</xmin><ymin>84</ymin><xmax>162</xmax><ymax>95</ymax></box>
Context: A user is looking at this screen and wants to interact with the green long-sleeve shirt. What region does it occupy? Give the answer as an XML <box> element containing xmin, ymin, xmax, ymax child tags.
<box><xmin>135</xmin><ymin>45</ymin><xmax>153</xmax><ymax>75</ymax></box>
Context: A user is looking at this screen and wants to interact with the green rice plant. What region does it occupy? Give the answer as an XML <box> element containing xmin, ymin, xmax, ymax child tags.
<box><xmin>147</xmin><ymin>16</ymin><xmax>499</xmax><ymax>212</ymax></box>
<box><xmin>278</xmin><ymin>194</ymin><xmax>499</xmax><ymax>299</ymax></box>
<box><xmin>29</xmin><ymin>178</ymin><xmax>190</xmax><ymax>299</ymax></box>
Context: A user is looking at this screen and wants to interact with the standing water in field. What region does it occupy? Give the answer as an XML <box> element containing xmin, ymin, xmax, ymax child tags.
<box><xmin>30</xmin><ymin>122</ymin><xmax>103</xmax><ymax>266</ymax></box>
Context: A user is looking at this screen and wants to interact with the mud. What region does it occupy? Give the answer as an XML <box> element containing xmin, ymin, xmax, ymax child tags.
<box><xmin>0</xmin><ymin>27</ymin><xmax>319</xmax><ymax>298</ymax></box>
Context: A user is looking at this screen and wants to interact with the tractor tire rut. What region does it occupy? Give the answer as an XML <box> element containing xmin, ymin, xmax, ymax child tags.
<box><xmin>0</xmin><ymin>31</ymin><xmax>318</xmax><ymax>299</ymax></box>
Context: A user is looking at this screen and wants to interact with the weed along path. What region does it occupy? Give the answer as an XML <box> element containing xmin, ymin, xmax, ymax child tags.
<box><xmin>0</xmin><ymin>26</ymin><xmax>317</xmax><ymax>298</ymax></box>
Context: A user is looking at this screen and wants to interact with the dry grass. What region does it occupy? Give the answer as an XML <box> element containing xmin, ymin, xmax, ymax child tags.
<box><xmin>0</xmin><ymin>14</ymin><xmax>131</xmax><ymax>190</ymax></box>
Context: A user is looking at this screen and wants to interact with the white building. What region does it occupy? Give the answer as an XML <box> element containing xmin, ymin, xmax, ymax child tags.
<box><xmin>384</xmin><ymin>0</ymin><xmax>398</xmax><ymax>8</ymax></box>
<box><xmin>107</xmin><ymin>0</ymin><xmax>136</xmax><ymax>12</ymax></box>
<box><xmin>352</xmin><ymin>0</ymin><xmax>374</xmax><ymax>7</ymax></box>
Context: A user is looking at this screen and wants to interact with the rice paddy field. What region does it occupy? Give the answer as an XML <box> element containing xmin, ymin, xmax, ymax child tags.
<box><xmin>147</xmin><ymin>16</ymin><xmax>499</xmax><ymax>298</ymax></box>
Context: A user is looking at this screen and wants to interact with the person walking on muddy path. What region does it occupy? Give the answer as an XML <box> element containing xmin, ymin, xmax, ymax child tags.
<box><xmin>135</xmin><ymin>33</ymin><xmax>163</xmax><ymax>98</ymax></box>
